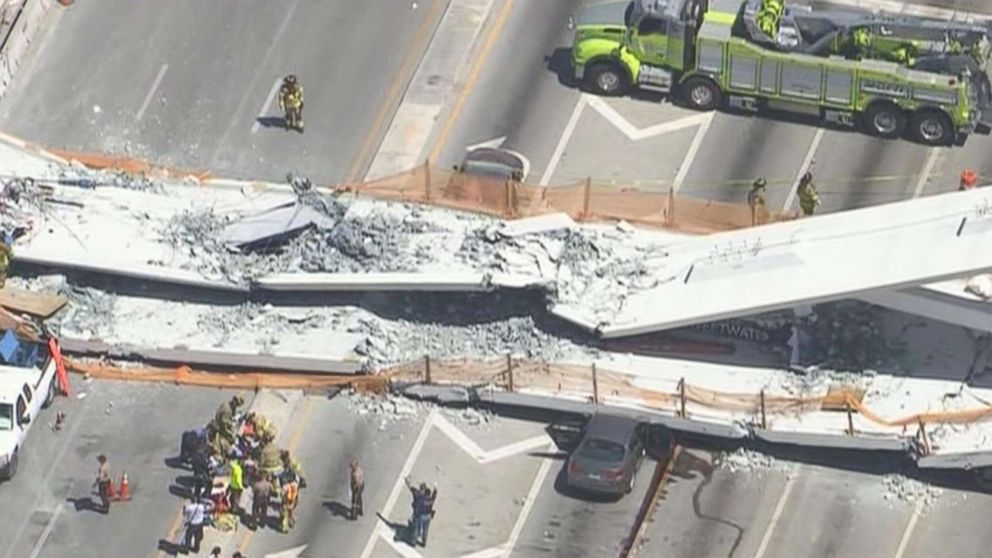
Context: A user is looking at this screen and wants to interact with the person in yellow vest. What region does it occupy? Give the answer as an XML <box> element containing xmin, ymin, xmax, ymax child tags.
<box><xmin>278</xmin><ymin>75</ymin><xmax>304</xmax><ymax>132</ymax></box>
<box><xmin>797</xmin><ymin>171</ymin><xmax>821</xmax><ymax>217</ymax></box>
<box><xmin>227</xmin><ymin>456</ymin><xmax>244</xmax><ymax>515</ymax></box>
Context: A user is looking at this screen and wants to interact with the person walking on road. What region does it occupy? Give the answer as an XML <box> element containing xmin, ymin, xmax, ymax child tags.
<box><xmin>191</xmin><ymin>446</ymin><xmax>212</xmax><ymax>500</ymax></box>
<box><xmin>250</xmin><ymin>473</ymin><xmax>273</xmax><ymax>530</ymax></box>
<box><xmin>747</xmin><ymin>177</ymin><xmax>767</xmax><ymax>226</ymax></box>
<box><xmin>278</xmin><ymin>469</ymin><xmax>300</xmax><ymax>533</ymax></box>
<box><xmin>350</xmin><ymin>459</ymin><xmax>364</xmax><ymax>520</ymax></box>
<box><xmin>797</xmin><ymin>171</ymin><xmax>820</xmax><ymax>217</ymax></box>
<box><xmin>181</xmin><ymin>496</ymin><xmax>213</xmax><ymax>554</ymax></box>
<box><xmin>278</xmin><ymin>75</ymin><xmax>305</xmax><ymax>132</ymax></box>
<box><xmin>406</xmin><ymin>477</ymin><xmax>438</xmax><ymax>547</ymax></box>
<box><xmin>93</xmin><ymin>454</ymin><xmax>113</xmax><ymax>513</ymax></box>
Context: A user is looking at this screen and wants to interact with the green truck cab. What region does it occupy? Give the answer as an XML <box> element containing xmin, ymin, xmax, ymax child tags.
<box><xmin>571</xmin><ymin>0</ymin><xmax>992</xmax><ymax>145</ymax></box>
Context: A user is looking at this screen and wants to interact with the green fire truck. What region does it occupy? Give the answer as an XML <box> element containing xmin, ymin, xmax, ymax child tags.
<box><xmin>570</xmin><ymin>0</ymin><xmax>992</xmax><ymax>145</ymax></box>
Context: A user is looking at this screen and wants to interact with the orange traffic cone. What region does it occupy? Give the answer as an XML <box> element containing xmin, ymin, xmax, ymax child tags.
<box><xmin>116</xmin><ymin>472</ymin><xmax>130</xmax><ymax>501</ymax></box>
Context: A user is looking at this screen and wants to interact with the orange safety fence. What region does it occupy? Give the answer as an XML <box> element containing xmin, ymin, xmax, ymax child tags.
<box><xmin>66</xmin><ymin>354</ymin><xmax>992</xmax><ymax>431</ymax></box>
<box><xmin>64</xmin><ymin>358</ymin><xmax>389</xmax><ymax>392</ymax></box>
<box><xmin>378</xmin><ymin>356</ymin><xmax>992</xmax><ymax>430</ymax></box>
<box><xmin>341</xmin><ymin>163</ymin><xmax>795</xmax><ymax>234</ymax></box>
<box><xmin>46</xmin><ymin>148</ymin><xmax>212</xmax><ymax>182</ymax></box>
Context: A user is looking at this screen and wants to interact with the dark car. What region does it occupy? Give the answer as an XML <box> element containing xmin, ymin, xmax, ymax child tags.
<box><xmin>565</xmin><ymin>413</ymin><xmax>647</xmax><ymax>496</ymax></box>
<box><xmin>457</xmin><ymin>147</ymin><xmax>529</xmax><ymax>182</ymax></box>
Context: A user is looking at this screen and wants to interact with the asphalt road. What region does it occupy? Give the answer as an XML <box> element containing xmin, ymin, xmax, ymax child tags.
<box><xmin>431</xmin><ymin>0</ymin><xmax>992</xmax><ymax>216</ymax></box>
<box><xmin>0</xmin><ymin>0</ymin><xmax>446</xmax><ymax>184</ymax></box>
<box><xmin>0</xmin><ymin>381</ymin><xmax>230</xmax><ymax>558</ymax></box>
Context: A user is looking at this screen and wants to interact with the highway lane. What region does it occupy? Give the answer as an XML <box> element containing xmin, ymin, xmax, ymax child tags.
<box><xmin>0</xmin><ymin>381</ymin><xmax>230</xmax><ymax>558</ymax></box>
<box><xmin>429</xmin><ymin>0</ymin><xmax>581</xmax><ymax>173</ymax></box>
<box><xmin>429</xmin><ymin>0</ymin><xmax>992</xmax><ymax>220</ymax></box>
<box><xmin>0</xmin><ymin>0</ymin><xmax>445</xmax><ymax>184</ymax></box>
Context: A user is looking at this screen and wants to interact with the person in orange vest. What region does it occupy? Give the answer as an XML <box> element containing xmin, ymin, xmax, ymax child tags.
<box><xmin>960</xmin><ymin>169</ymin><xmax>979</xmax><ymax>191</ymax></box>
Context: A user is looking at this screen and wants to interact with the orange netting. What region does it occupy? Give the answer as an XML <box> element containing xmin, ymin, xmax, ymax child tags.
<box><xmin>47</xmin><ymin>148</ymin><xmax>212</xmax><ymax>182</ymax></box>
<box><xmin>342</xmin><ymin>163</ymin><xmax>794</xmax><ymax>234</ymax></box>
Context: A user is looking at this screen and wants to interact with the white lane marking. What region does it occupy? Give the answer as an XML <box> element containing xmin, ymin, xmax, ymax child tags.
<box><xmin>672</xmin><ymin>112</ymin><xmax>714</xmax><ymax>193</ymax></box>
<box><xmin>502</xmin><ymin>444</ymin><xmax>556</xmax><ymax>558</ymax></box>
<box><xmin>893</xmin><ymin>501</ymin><xmax>924</xmax><ymax>558</ymax></box>
<box><xmin>540</xmin><ymin>94</ymin><xmax>586</xmax><ymax>186</ymax></box>
<box><xmin>379</xmin><ymin>531</ymin><xmax>425</xmax><ymax>558</ymax></box>
<box><xmin>913</xmin><ymin>147</ymin><xmax>942</xmax><ymax>198</ymax></box>
<box><xmin>782</xmin><ymin>128</ymin><xmax>825</xmax><ymax>212</ymax></box>
<box><xmin>251</xmin><ymin>78</ymin><xmax>284</xmax><ymax>135</ymax></box>
<box><xmin>753</xmin><ymin>464</ymin><xmax>801</xmax><ymax>558</ymax></box>
<box><xmin>211</xmin><ymin>0</ymin><xmax>300</xmax><ymax>159</ymax></box>
<box><xmin>463</xmin><ymin>546</ymin><xmax>509</xmax><ymax>558</ymax></box>
<box><xmin>3</xmin><ymin>400</ymin><xmax>91</xmax><ymax>558</ymax></box>
<box><xmin>136</xmin><ymin>64</ymin><xmax>169</xmax><ymax>121</ymax></box>
<box><xmin>586</xmin><ymin>95</ymin><xmax>711</xmax><ymax>140</ymax></box>
<box><xmin>26</xmin><ymin>503</ymin><xmax>63</xmax><ymax>558</ymax></box>
<box><xmin>358</xmin><ymin>409</ymin><xmax>438</xmax><ymax>558</ymax></box>
<box><xmin>432</xmin><ymin>413</ymin><xmax>549</xmax><ymax>464</ymax></box>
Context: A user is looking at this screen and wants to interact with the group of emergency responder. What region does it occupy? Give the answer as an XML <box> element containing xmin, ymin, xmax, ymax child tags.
<box><xmin>747</xmin><ymin>171</ymin><xmax>821</xmax><ymax>225</ymax></box>
<box><xmin>747</xmin><ymin>168</ymin><xmax>983</xmax><ymax>225</ymax></box>
<box><xmin>177</xmin><ymin>395</ymin><xmax>306</xmax><ymax>552</ymax></box>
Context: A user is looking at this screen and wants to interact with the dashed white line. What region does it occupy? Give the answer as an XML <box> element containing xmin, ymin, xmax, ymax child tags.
<box><xmin>503</xmin><ymin>444</ymin><xmax>556</xmax><ymax>558</ymax></box>
<box><xmin>251</xmin><ymin>78</ymin><xmax>284</xmax><ymax>135</ymax></box>
<box><xmin>540</xmin><ymin>94</ymin><xmax>586</xmax><ymax>186</ymax></box>
<box><xmin>753</xmin><ymin>464</ymin><xmax>801</xmax><ymax>558</ymax></box>
<box><xmin>782</xmin><ymin>128</ymin><xmax>825</xmax><ymax>212</ymax></box>
<box><xmin>893</xmin><ymin>501</ymin><xmax>924</xmax><ymax>558</ymax></box>
<box><xmin>672</xmin><ymin>112</ymin><xmax>714</xmax><ymax>193</ymax></box>
<box><xmin>136</xmin><ymin>64</ymin><xmax>168</xmax><ymax>121</ymax></box>
<box><xmin>913</xmin><ymin>147</ymin><xmax>942</xmax><ymax>198</ymax></box>
<box><xmin>27</xmin><ymin>503</ymin><xmax>63</xmax><ymax>558</ymax></box>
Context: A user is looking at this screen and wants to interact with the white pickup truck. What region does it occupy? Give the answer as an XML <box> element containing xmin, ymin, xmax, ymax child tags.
<box><xmin>0</xmin><ymin>350</ymin><xmax>57</xmax><ymax>480</ymax></box>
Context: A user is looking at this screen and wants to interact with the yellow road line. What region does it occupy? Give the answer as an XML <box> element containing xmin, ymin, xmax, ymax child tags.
<box><xmin>235</xmin><ymin>397</ymin><xmax>316</xmax><ymax>554</ymax></box>
<box><xmin>345</xmin><ymin>0</ymin><xmax>447</xmax><ymax>183</ymax></box>
<box><xmin>426</xmin><ymin>0</ymin><xmax>516</xmax><ymax>164</ymax></box>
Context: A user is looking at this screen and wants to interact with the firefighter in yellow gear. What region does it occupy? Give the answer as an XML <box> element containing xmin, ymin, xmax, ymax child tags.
<box><xmin>212</xmin><ymin>394</ymin><xmax>244</xmax><ymax>443</ymax></box>
<box><xmin>278</xmin><ymin>75</ymin><xmax>304</xmax><ymax>132</ymax></box>
<box><xmin>280</xmin><ymin>450</ymin><xmax>307</xmax><ymax>489</ymax></box>
<box><xmin>747</xmin><ymin>177</ymin><xmax>767</xmax><ymax>226</ymax></box>
<box><xmin>797</xmin><ymin>171</ymin><xmax>820</xmax><ymax>217</ymax></box>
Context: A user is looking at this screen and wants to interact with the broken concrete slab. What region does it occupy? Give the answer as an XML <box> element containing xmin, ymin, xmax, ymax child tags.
<box><xmin>255</xmin><ymin>271</ymin><xmax>494</xmax><ymax>292</ymax></box>
<box><xmin>15</xmin><ymin>251</ymin><xmax>247</xmax><ymax>292</ymax></box>
<box><xmin>59</xmin><ymin>338</ymin><xmax>363</xmax><ymax>375</ymax></box>
<box><xmin>220</xmin><ymin>202</ymin><xmax>336</xmax><ymax>248</ymax></box>
<box><xmin>499</xmin><ymin>213</ymin><xmax>575</xmax><ymax>238</ymax></box>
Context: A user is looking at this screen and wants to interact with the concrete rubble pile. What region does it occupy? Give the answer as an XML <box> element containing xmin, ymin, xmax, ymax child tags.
<box><xmin>965</xmin><ymin>274</ymin><xmax>992</xmax><ymax>300</ymax></box>
<box><xmin>880</xmin><ymin>474</ymin><xmax>943</xmax><ymax>509</ymax></box>
<box><xmin>714</xmin><ymin>448</ymin><xmax>785</xmax><ymax>475</ymax></box>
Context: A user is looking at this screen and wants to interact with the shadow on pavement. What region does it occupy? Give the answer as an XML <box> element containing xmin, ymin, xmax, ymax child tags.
<box><xmin>376</xmin><ymin>512</ymin><xmax>415</xmax><ymax>545</ymax></box>
<box><xmin>323</xmin><ymin>500</ymin><xmax>352</xmax><ymax>519</ymax></box>
<box><xmin>66</xmin><ymin>496</ymin><xmax>106</xmax><ymax>514</ymax></box>
<box><xmin>255</xmin><ymin>116</ymin><xmax>286</xmax><ymax>130</ymax></box>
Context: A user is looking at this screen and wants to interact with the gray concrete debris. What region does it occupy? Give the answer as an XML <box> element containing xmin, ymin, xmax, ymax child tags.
<box><xmin>880</xmin><ymin>474</ymin><xmax>943</xmax><ymax>509</ymax></box>
<box><xmin>347</xmin><ymin>390</ymin><xmax>429</xmax><ymax>429</ymax></box>
<box><xmin>350</xmin><ymin>314</ymin><xmax>593</xmax><ymax>367</ymax></box>
<box><xmin>714</xmin><ymin>448</ymin><xmax>784</xmax><ymax>475</ymax></box>
<box><xmin>443</xmin><ymin>406</ymin><xmax>495</xmax><ymax>427</ymax></box>
<box><xmin>59</xmin><ymin>284</ymin><xmax>117</xmax><ymax>339</ymax></box>
<box><xmin>159</xmin><ymin>199</ymin><xmax>447</xmax><ymax>283</ymax></box>
<box><xmin>195</xmin><ymin>302</ymin><xmax>331</xmax><ymax>348</ymax></box>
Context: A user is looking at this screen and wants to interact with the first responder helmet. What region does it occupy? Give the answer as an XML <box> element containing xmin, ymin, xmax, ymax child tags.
<box><xmin>801</xmin><ymin>171</ymin><xmax>813</xmax><ymax>183</ymax></box>
<box><xmin>232</xmin><ymin>394</ymin><xmax>245</xmax><ymax>407</ymax></box>
<box><xmin>285</xmin><ymin>74</ymin><xmax>297</xmax><ymax>85</ymax></box>
<box><xmin>753</xmin><ymin>177</ymin><xmax>767</xmax><ymax>189</ymax></box>
<box><xmin>961</xmin><ymin>169</ymin><xmax>978</xmax><ymax>187</ymax></box>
